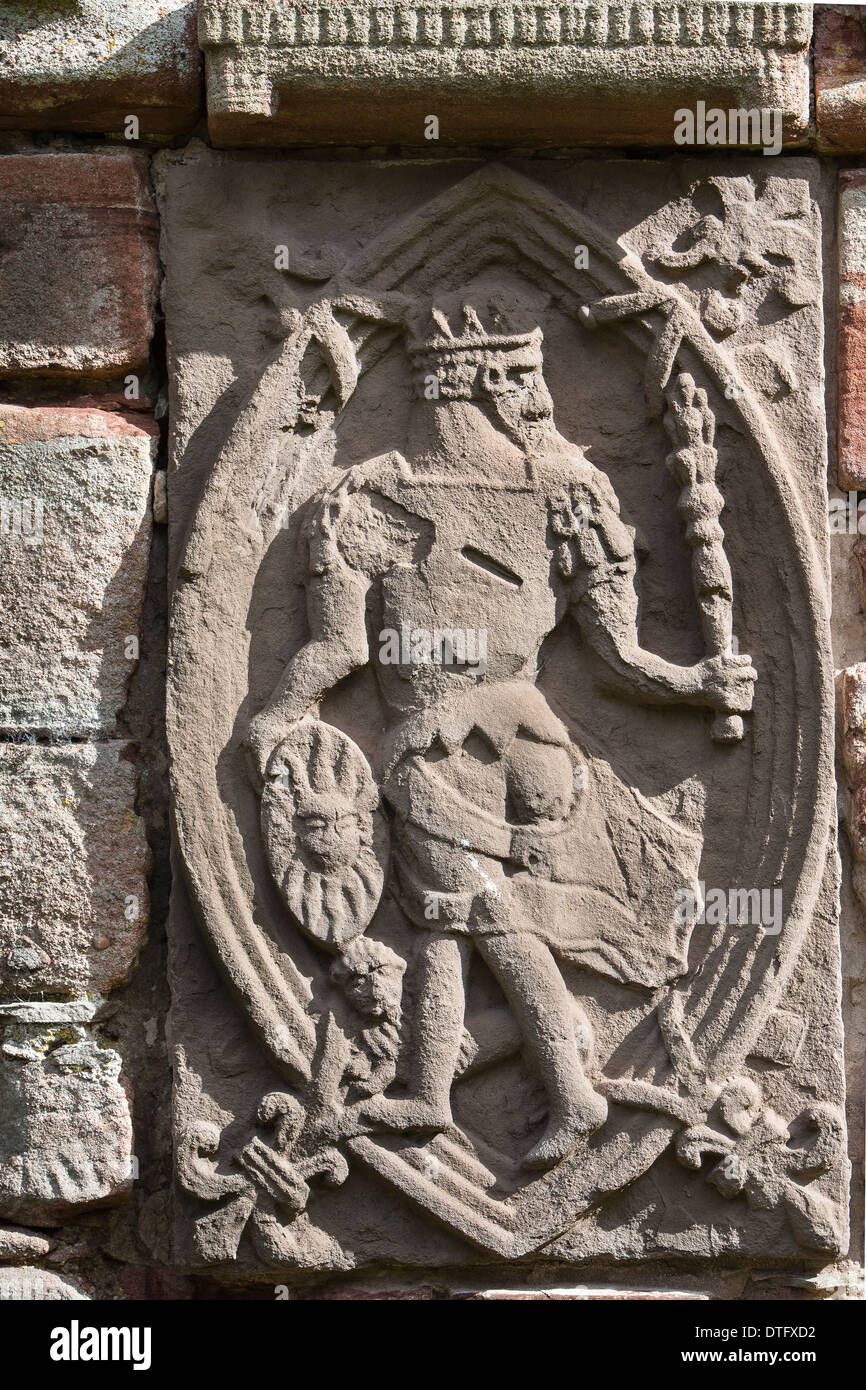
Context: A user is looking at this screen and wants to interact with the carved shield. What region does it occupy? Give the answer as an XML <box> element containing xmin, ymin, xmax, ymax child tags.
<box><xmin>163</xmin><ymin>157</ymin><xmax>847</xmax><ymax>1266</ymax></box>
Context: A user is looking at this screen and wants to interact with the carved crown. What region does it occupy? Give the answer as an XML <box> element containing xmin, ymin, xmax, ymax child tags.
<box><xmin>408</xmin><ymin>300</ymin><xmax>544</xmax><ymax>398</ymax></box>
<box><xmin>408</xmin><ymin>304</ymin><xmax>542</xmax><ymax>355</ymax></box>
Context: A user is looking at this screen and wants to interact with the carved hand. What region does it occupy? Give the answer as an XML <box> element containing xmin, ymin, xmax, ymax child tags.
<box><xmin>663</xmin><ymin>372</ymin><xmax>716</xmax><ymax>454</ymax></box>
<box><xmin>697</xmin><ymin>652</ymin><xmax>758</xmax><ymax>714</ymax></box>
<box><xmin>244</xmin><ymin>710</ymin><xmax>294</xmax><ymax>791</ymax></box>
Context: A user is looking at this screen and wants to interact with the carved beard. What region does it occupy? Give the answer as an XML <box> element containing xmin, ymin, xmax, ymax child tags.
<box><xmin>485</xmin><ymin>384</ymin><xmax>556</xmax><ymax>454</ymax></box>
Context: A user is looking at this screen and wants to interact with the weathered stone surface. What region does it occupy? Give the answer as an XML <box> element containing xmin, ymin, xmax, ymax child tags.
<box><xmin>117</xmin><ymin>1266</ymin><xmax>195</xmax><ymax>1299</ymax></box>
<box><xmin>158</xmin><ymin>148</ymin><xmax>846</xmax><ymax>1272</ymax></box>
<box><xmin>839</xmin><ymin>663</ymin><xmax>866</xmax><ymax>800</ymax></box>
<box><xmin>0</xmin><ymin>1001</ymin><xmax>108</xmax><ymax>1025</ymax></box>
<box><xmin>0</xmin><ymin>1225</ymin><xmax>54</xmax><ymax>1261</ymax></box>
<box><xmin>0</xmin><ymin>1</ymin><xmax>201</xmax><ymax>138</ymax></box>
<box><xmin>828</xmin><ymin>517</ymin><xmax>866</xmax><ymax>1305</ymax></box>
<box><xmin>838</xmin><ymin>171</ymin><xmax>866</xmax><ymax>489</ymax></box>
<box><xmin>837</xmin><ymin>662</ymin><xmax>866</xmax><ymax>915</ymax></box>
<box><xmin>0</xmin><ymin>1266</ymin><xmax>88</xmax><ymax>1299</ymax></box>
<box><xmin>301</xmin><ymin>1280</ymin><xmax>704</xmax><ymax>1297</ymax></box>
<box><xmin>829</xmin><ymin>489</ymin><xmax>866</xmax><ymax>668</ymax></box>
<box><xmin>302</xmin><ymin>1282</ymin><xmax>437</xmax><ymax>1299</ymax></box>
<box><xmin>0</xmin><ymin>405</ymin><xmax>155</xmax><ymax>735</ymax></box>
<box><xmin>0</xmin><ymin>1015</ymin><xmax>132</xmax><ymax>1225</ymax></box>
<box><xmin>0</xmin><ymin>743</ymin><xmax>150</xmax><ymax>997</ymax></box>
<box><xmin>454</xmin><ymin>1287</ymin><xmax>709</xmax><ymax>1299</ymax></box>
<box><xmin>815</xmin><ymin>5</ymin><xmax>866</xmax><ymax>153</ymax></box>
<box><xmin>200</xmin><ymin>1</ymin><xmax>812</xmax><ymax>147</ymax></box>
<box><xmin>0</xmin><ymin>153</ymin><xmax>159</xmax><ymax>378</ymax></box>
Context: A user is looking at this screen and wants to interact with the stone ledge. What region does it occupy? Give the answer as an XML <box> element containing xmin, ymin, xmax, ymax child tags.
<box><xmin>200</xmin><ymin>1</ymin><xmax>811</xmax><ymax>50</ymax></box>
<box><xmin>0</xmin><ymin>1000</ymin><xmax>109</xmax><ymax>1025</ymax></box>
<box><xmin>199</xmin><ymin>1</ymin><xmax>813</xmax><ymax>147</ymax></box>
<box><xmin>0</xmin><ymin>1</ymin><xmax>201</xmax><ymax>139</ymax></box>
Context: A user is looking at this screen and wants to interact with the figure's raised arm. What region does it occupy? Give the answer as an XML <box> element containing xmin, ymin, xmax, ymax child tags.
<box><xmin>244</xmin><ymin>487</ymin><xmax>371</xmax><ymax>787</ymax></box>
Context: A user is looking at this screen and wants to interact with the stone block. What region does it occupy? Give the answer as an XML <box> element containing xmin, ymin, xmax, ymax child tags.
<box><xmin>454</xmin><ymin>1287</ymin><xmax>709</xmax><ymax>1299</ymax></box>
<box><xmin>815</xmin><ymin>5</ymin><xmax>866</xmax><ymax>153</ymax></box>
<box><xmin>200</xmin><ymin>1</ymin><xmax>812</xmax><ymax>148</ymax></box>
<box><xmin>117</xmin><ymin>1266</ymin><xmax>195</xmax><ymax>1300</ymax></box>
<box><xmin>839</xmin><ymin>171</ymin><xmax>866</xmax><ymax>489</ymax></box>
<box><xmin>839</xmin><ymin>662</ymin><xmax>866</xmax><ymax>794</ymax></box>
<box><xmin>0</xmin><ymin>153</ymin><xmax>159</xmax><ymax>379</ymax></box>
<box><xmin>0</xmin><ymin>1011</ymin><xmax>132</xmax><ymax>1225</ymax></box>
<box><xmin>0</xmin><ymin>404</ymin><xmax>155</xmax><ymax>735</ymax></box>
<box><xmin>0</xmin><ymin>1267</ymin><xmax>88</xmax><ymax>1299</ymax></box>
<box><xmin>302</xmin><ymin>1283</ymin><xmax>437</xmax><ymax>1299</ymax></box>
<box><xmin>0</xmin><ymin>743</ymin><xmax>150</xmax><ymax>997</ymax></box>
<box><xmin>0</xmin><ymin>1</ymin><xmax>201</xmax><ymax>138</ymax></box>
<box><xmin>0</xmin><ymin>1225</ymin><xmax>53</xmax><ymax>1261</ymax></box>
<box><xmin>838</xmin><ymin>662</ymin><xmax>866</xmax><ymax>929</ymax></box>
<box><xmin>158</xmin><ymin>148</ymin><xmax>847</xmax><ymax>1272</ymax></box>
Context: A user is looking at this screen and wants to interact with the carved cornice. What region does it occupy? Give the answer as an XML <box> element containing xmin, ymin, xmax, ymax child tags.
<box><xmin>200</xmin><ymin>2</ymin><xmax>812</xmax><ymax>53</ymax></box>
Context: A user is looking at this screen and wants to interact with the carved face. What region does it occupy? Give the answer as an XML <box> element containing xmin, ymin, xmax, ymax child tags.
<box><xmin>261</xmin><ymin>721</ymin><xmax>387</xmax><ymax>950</ymax></box>
<box><xmin>341</xmin><ymin>963</ymin><xmax>403</xmax><ymax>1022</ymax></box>
<box><xmin>296</xmin><ymin>808</ymin><xmax>363</xmax><ymax>872</ymax></box>
<box><xmin>477</xmin><ymin>351</ymin><xmax>554</xmax><ymax>445</ymax></box>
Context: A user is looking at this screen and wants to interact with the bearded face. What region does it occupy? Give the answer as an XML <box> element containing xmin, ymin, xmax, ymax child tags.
<box><xmin>476</xmin><ymin>351</ymin><xmax>555</xmax><ymax>448</ymax></box>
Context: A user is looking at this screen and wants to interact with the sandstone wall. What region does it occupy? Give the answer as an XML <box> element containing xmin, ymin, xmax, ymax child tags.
<box><xmin>0</xmin><ymin>0</ymin><xmax>863</xmax><ymax>1304</ymax></box>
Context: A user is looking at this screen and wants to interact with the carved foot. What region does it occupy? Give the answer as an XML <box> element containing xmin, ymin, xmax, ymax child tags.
<box><xmin>523</xmin><ymin>1091</ymin><xmax>608</xmax><ymax>1171</ymax></box>
<box><xmin>351</xmin><ymin>1095</ymin><xmax>452</xmax><ymax>1137</ymax></box>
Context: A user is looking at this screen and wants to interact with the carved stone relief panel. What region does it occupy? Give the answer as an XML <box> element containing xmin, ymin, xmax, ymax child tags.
<box><xmin>157</xmin><ymin>150</ymin><xmax>847</xmax><ymax>1272</ymax></box>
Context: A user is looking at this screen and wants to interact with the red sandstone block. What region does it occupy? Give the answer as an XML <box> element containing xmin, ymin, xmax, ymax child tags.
<box><xmin>816</xmin><ymin>7</ymin><xmax>866</xmax><ymax>153</ymax></box>
<box><xmin>118</xmin><ymin>1267</ymin><xmax>195</xmax><ymax>1301</ymax></box>
<box><xmin>839</xmin><ymin>172</ymin><xmax>866</xmax><ymax>489</ymax></box>
<box><xmin>0</xmin><ymin>401</ymin><xmax>159</xmax><ymax>445</ymax></box>
<box><xmin>302</xmin><ymin>1283</ymin><xmax>437</xmax><ymax>1300</ymax></box>
<box><xmin>0</xmin><ymin>152</ymin><xmax>159</xmax><ymax>379</ymax></box>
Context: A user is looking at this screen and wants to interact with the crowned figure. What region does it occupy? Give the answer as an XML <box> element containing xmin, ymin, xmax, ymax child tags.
<box><xmin>246</xmin><ymin>290</ymin><xmax>755</xmax><ymax>1170</ymax></box>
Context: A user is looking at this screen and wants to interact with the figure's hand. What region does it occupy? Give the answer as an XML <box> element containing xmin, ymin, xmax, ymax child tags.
<box><xmin>698</xmin><ymin>652</ymin><xmax>757</xmax><ymax>713</ymax></box>
<box><xmin>244</xmin><ymin>711</ymin><xmax>285</xmax><ymax>792</ymax></box>
<box><xmin>664</xmin><ymin>373</ymin><xmax>715</xmax><ymax>454</ymax></box>
<box><xmin>550</xmin><ymin>480</ymin><xmax>593</xmax><ymax>541</ymax></box>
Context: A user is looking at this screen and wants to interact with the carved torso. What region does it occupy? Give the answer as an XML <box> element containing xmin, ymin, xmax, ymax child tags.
<box><xmin>306</xmin><ymin>447</ymin><xmax>633</xmax><ymax>722</ymax></box>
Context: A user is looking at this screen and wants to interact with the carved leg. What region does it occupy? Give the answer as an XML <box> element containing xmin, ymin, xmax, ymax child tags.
<box><xmin>476</xmin><ymin>932</ymin><xmax>608</xmax><ymax>1170</ymax></box>
<box><xmin>353</xmin><ymin>934</ymin><xmax>470</xmax><ymax>1135</ymax></box>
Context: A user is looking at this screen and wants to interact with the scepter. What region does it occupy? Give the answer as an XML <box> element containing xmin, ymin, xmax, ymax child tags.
<box><xmin>663</xmin><ymin>373</ymin><xmax>743</xmax><ymax>743</ymax></box>
<box><xmin>580</xmin><ymin>296</ymin><xmax>747</xmax><ymax>741</ymax></box>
